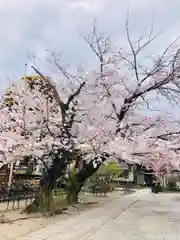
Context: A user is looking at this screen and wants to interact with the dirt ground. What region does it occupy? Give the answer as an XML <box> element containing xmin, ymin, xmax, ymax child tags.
<box><xmin>0</xmin><ymin>191</ymin><xmax>122</xmax><ymax>240</ymax></box>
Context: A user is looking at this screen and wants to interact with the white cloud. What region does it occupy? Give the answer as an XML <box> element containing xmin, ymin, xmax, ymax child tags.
<box><xmin>0</xmin><ymin>0</ymin><xmax>179</xmax><ymax>88</ymax></box>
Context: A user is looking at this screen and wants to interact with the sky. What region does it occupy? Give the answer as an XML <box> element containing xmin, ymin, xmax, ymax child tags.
<box><xmin>0</xmin><ymin>0</ymin><xmax>180</xmax><ymax>89</ymax></box>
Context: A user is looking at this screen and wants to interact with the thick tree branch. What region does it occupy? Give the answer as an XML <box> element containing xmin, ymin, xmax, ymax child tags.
<box><xmin>66</xmin><ymin>81</ymin><xmax>86</xmax><ymax>107</ymax></box>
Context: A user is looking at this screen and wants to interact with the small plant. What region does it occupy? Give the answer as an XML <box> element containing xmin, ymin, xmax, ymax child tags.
<box><xmin>87</xmin><ymin>172</ymin><xmax>113</xmax><ymax>196</ymax></box>
<box><xmin>167</xmin><ymin>179</ymin><xmax>177</xmax><ymax>190</ymax></box>
<box><xmin>99</xmin><ymin>182</ymin><xmax>113</xmax><ymax>195</ymax></box>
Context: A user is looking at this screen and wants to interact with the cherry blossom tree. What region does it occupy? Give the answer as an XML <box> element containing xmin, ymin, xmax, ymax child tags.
<box><xmin>0</xmin><ymin>67</ymin><xmax>87</xmax><ymax>207</ymax></box>
<box><xmin>69</xmin><ymin>19</ymin><xmax>180</xmax><ymax>192</ymax></box>
<box><xmin>1</xmin><ymin>19</ymin><xmax>180</xmax><ymax>207</ymax></box>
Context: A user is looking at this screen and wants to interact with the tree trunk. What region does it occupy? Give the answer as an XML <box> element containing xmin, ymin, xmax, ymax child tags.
<box><xmin>25</xmin><ymin>152</ymin><xmax>109</xmax><ymax>212</ymax></box>
<box><xmin>24</xmin><ymin>168</ymin><xmax>65</xmax><ymax>213</ymax></box>
<box><xmin>24</xmin><ymin>149</ymin><xmax>73</xmax><ymax>213</ymax></box>
<box><xmin>66</xmin><ymin>182</ymin><xmax>83</xmax><ymax>204</ymax></box>
<box><xmin>66</xmin><ymin>153</ymin><xmax>109</xmax><ymax>204</ymax></box>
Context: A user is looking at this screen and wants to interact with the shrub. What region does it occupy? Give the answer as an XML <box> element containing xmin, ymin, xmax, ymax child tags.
<box><xmin>167</xmin><ymin>178</ymin><xmax>177</xmax><ymax>190</ymax></box>
<box><xmin>87</xmin><ymin>172</ymin><xmax>113</xmax><ymax>195</ymax></box>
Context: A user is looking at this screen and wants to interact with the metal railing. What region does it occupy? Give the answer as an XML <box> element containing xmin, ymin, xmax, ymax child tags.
<box><xmin>0</xmin><ymin>188</ymin><xmax>36</xmax><ymax>211</ymax></box>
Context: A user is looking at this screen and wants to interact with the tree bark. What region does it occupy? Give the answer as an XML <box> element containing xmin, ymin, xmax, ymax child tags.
<box><xmin>66</xmin><ymin>181</ymin><xmax>82</xmax><ymax>204</ymax></box>
<box><xmin>66</xmin><ymin>153</ymin><xmax>109</xmax><ymax>203</ymax></box>
<box><xmin>24</xmin><ymin>149</ymin><xmax>73</xmax><ymax>213</ymax></box>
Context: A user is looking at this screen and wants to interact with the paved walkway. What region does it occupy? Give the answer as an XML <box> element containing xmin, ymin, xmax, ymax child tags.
<box><xmin>17</xmin><ymin>189</ymin><xmax>180</xmax><ymax>239</ymax></box>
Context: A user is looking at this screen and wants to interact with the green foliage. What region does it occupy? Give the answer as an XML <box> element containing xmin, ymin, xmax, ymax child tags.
<box><xmin>167</xmin><ymin>178</ymin><xmax>177</xmax><ymax>190</ymax></box>
<box><xmin>85</xmin><ymin>161</ymin><xmax>124</xmax><ymax>195</ymax></box>
<box><xmin>63</xmin><ymin>166</ymin><xmax>82</xmax><ymax>204</ymax></box>
<box><xmin>67</xmin><ymin>166</ymin><xmax>77</xmax><ymax>185</ymax></box>
<box><xmin>88</xmin><ymin>175</ymin><xmax>113</xmax><ymax>195</ymax></box>
<box><xmin>24</xmin><ymin>188</ymin><xmax>68</xmax><ymax>214</ymax></box>
<box><xmin>24</xmin><ymin>186</ymin><xmax>54</xmax><ymax>214</ymax></box>
<box><xmin>87</xmin><ymin>166</ymin><xmax>115</xmax><ymax>195</ymax></box>
<box><xmin>97</xmin><ymin>161</ymin><xmax>123</xmax><ymax>178</ymax></box>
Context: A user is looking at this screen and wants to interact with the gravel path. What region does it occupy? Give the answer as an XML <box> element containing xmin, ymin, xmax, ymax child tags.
<box><xmin>17</xmin><ymin>189</ymin><xmax>180</xmax><ymax>240</ymax></box>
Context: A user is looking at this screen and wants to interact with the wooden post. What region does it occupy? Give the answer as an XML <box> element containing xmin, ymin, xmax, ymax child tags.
<box><xmin>8</xmin><ymin>162</ymin><xmax>14</xmax><ymax>188</ymax></box>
